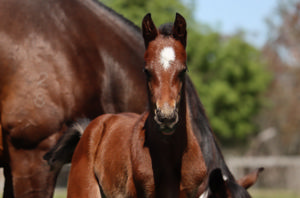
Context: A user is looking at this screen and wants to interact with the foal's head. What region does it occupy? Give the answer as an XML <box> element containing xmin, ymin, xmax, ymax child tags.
<box><xmin>142</xmin><ymin>13</ymin><xmax>187</xmax><ymax>135</ymax></box>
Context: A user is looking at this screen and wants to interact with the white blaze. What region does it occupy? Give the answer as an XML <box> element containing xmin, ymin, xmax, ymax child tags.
<box><xmin>160</xmin><ymin>47</ymin><xmax>175</xmax><ymax>70</ymax></box>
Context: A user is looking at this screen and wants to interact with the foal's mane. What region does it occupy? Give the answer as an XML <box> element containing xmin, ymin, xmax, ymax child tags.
<box><xmin>159</xmin><ymin>23</ymin><xmax>173</xmax><ymax>36</ymax></box>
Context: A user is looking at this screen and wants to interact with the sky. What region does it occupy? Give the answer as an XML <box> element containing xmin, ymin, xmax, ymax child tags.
<box><xmin>194</xmin><ymin>0</ymin><xmax>278</xmax><ymax>48</ymax></box>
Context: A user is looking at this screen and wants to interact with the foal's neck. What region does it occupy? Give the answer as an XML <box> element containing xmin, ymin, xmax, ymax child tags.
<box><xmin>145</xmin><ymin>85</ymin><xmax>187</xmax><ymax>198</ymax></box>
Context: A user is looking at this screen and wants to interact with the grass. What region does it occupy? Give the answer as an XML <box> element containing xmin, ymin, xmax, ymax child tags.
<box><xmin>249</xmin><ymin>189</ymin><xmax>300</xmax><ymax>198</ymax></box>
<box><xmin>53</xmin><ymin>188</ymin><xmax>67</xmax><ymax>198</ymax></box>
<box><xmin>52</xmin><ymin>188</ymin><xmax>300</xmax><ymax>198</ymax></box>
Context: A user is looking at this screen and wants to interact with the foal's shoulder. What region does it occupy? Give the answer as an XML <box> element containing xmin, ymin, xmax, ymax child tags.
<box><xmin>97</xmin><ymin>112</ymin><xmax>141</xmax><ymax>124</ymax></box>
<box><xmin>80</xmin><ymin>112</ymin><xmax>145</xmax><ymax>146</ymax></box>
<box><xmin>85</xmin><ymin>112</ymin><xmax>141</xmax><ymax>134</ymax></box>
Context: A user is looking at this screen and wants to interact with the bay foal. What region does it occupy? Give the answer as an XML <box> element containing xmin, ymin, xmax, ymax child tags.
<box><xmin>67</xmin><ymin>13</ymin><xmax>260</xmax><ymax>198</ymax></box>
<box><xmin>68</xmin><ymin>13</ymin><xmax>206</xmax><ymax>198</ymax></box>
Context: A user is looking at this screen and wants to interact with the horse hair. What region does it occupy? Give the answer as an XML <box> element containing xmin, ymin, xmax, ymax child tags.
<box><xmin>159</xmin><ymin>23</ymin><xmax>173</xmax><ymax>36</ymax></box>
<box><xmin>43</xmin><ymin>118</ymin><xmax>90</xmax><ymax>170</ymax></box>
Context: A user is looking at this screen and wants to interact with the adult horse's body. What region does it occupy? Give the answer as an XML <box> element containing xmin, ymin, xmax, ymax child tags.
<box><xmin>0</xmin><ymin>0</ymin><xmax>146</xmax><ymax>197</ymax></box>
<box><xmin>0</xmin><ymin>0</ymin><xmax>242</xmax><ymax>197</ymax></box>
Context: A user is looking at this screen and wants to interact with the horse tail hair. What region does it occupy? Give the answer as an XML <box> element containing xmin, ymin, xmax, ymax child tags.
<box><xmin>43</xmin><ymin>118</ymin><xmax>90</xmax><ymax>171</ymax></box>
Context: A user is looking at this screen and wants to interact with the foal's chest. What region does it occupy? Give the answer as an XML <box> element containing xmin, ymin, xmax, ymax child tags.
<box><xmin>179</xmin><ymin>138</ymin><xmax>207</xmax><ymax>197</ymax></box>
<box><xmin>132</xmin><ymin>139</ymin><xmax>207</xmax><ymax>198</ymax></box>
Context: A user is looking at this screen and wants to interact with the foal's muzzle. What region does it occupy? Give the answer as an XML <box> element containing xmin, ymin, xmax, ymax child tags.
<box><xmin>154</xmin><ymin>104</ymin><xmax>179</xmax><ymax>135</ymax></box>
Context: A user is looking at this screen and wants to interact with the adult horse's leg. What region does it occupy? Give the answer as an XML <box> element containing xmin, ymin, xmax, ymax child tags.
<box><xmin>0</xmin><ymin>125</ymin><xmax>4</xmax><ymax>163</ymax></box>
<box><xmin>2</xmin><ymin>132</ymin><xmax>62</xmax><ymax>198</ymax></box>
<box><xmin>3</xmin><ymin>164</ymin><xmax>13</xmax><ymax>198</ymax></box>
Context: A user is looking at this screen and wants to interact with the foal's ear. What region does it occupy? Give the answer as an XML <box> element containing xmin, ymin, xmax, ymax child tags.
<box><xmin>237</xmin><ymin>167</ymin><xmax>264</xmax><ymax>189</ymax></box>
<box><xmin>142</xmin><ymin>13</ymin><xmax>158</xmax><ymax>48</ymax></box>
<box><xmin>173</xmin><ymin>13</ymin><xmax>187</xmax><ymax>48</ymax></box>
<box><xmin>209</xmin><ymin>168</ymin><xmax>228</xmax><ymax>197</ymax></box>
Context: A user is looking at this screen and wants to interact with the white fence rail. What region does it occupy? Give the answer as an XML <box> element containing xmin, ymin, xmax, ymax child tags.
<box><xmin>226</xmin><ymin>156</ymin><xmax>300</xmax><ymax>191</ymax></box>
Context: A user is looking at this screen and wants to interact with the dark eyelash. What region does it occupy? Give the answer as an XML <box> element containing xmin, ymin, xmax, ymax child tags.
<box><xmin>143</xmin><ymin>68</ymin><xmax>152</xmax><ymax>78</ymax></box>
<box><xmin>179</xmin><ymin>68</ymin><xmax>187</xmax><ymax>77</ymax></box>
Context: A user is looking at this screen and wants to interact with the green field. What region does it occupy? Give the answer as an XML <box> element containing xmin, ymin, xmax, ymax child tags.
<box><xmin>53</xmin><ymin>188</ymin><xmax>300</xmax><ymax>198</ymax></box>
<box><xmin>249</xmin><ymin>189</ymin><xmax>300</xmax><ymax>198</ymax></box>
<box><xmin>53</xmin><ymin>188</ymin><xmax>67</xmax><ymax>198</ymax></box>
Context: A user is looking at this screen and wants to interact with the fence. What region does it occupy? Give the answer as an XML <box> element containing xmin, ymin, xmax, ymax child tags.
<box><xmin>226</xmin><ymin>156</ymin><xmax>300</xmax><ymax>191</ymax></box>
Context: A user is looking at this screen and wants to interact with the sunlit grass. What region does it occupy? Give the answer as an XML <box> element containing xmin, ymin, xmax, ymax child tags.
<box><xmin>54</xmin><ymin>188</ymin><xmax>67</xmax><ymax>198</ymax></box>
<box><xmin>250</xmin><ymin>189</ymin><xmax>300</xmax><ymax>198</ymax></box>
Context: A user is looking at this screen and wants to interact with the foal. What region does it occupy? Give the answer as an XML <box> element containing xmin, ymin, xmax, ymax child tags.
<box><xmin>67</xmin><ymin>13</ymin><xmax>260</xmax><ymax>198</ymax></box>
<box><xmin>68</xmin><ymin>13</ymin><xmax>206</xmax><ymax>198</ymax></box>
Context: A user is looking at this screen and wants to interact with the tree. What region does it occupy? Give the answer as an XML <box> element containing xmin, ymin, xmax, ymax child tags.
<box><xmin>265</xmin><ymin>0</ymin><xmax>300</xmax><ymax>67</ymax></box>
<box><xmin>258</xmin><ymin>0</ymin><xmax>300</xmax><ymax>154</ymax></box>
<box><xmin>101</xmin><ymin>0</ymin><xmax>194</xmax><ymax>26</ymax></box>
<box><xmin>100</xmin><ymin>0</ymin><xmax>270</xmax><ymax>144</ymax></box>
<box><xmin>187</xmin><ymin>31</ymin><xmax>270</xmax><ymax>144</ymax></box>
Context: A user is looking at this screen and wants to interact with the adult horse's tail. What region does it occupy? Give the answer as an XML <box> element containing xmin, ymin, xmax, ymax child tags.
<box><xmin>43</xmin><ymin>119</ymin><xmax>90</xmax><ymax>171</ymax></box>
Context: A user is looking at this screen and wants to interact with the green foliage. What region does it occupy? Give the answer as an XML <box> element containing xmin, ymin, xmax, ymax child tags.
<box><xmin>101</xmin><ymin>0</ymin><xmax>193</xmax><ymax>26</ymax></box>
<box><xmin>187</xmin><ymin>30</ymin><xmax>270</xmax><ymax>143</ymax></box>
<box><xmin>100</xmin><ymin>0</ymin><xmax>271</xmax><ymax>144</ymax></box>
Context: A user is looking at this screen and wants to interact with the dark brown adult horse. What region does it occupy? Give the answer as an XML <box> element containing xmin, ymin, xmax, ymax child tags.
<box><xmin>1</xmin><ymin>0</ymin><xmax>146</xmax><ymax>197</ymax></box>
<box><xmin>0</xmin><ymin>0</ymin><xmax>255</xmax><ymax>197</ymax></box>
<box><xmin>67</xmin><ymin>13</ymin><xmax>261</xmax><ymax>198</ymax></box>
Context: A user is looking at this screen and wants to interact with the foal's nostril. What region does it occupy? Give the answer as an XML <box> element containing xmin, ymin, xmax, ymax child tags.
<box><xmin>157</xmin><ymin>112</ymin><xmax>176</xmax><ymax>123</ymax></box>
<box><xmin>155</xmin><ymin>108</ymin><xmax>178</xmax><ymax>127</ymax></box>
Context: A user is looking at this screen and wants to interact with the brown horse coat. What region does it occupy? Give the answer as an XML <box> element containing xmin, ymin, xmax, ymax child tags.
<box><xmin>0</xmin><ymin>0</ymin><xmax>146</xmax><ymax>197</ymax></box>
<box><xmin>67</xmin><ymin>13</ymin><xmax>262</xmax><ymax>198</ymax></box>
<box><xmin>68</xmin><ymin>111</ymin><xmax>207</xmax><ymax>198</ymax></box>
<box><xmin>0</xmin><ymin>0</ymin><xmax>252</xmax><ymax>197</ymax></box>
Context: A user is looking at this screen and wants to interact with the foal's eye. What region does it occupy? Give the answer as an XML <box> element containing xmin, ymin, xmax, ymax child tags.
<box><xmin>178</xmin><ymin>68</ymin><xmax>187</xmax><ymax>78</ymax></box>
<box><xmin>143</xmin><ymin>68</ymin><xmax>152</xmax><ymax>78</ymax></box>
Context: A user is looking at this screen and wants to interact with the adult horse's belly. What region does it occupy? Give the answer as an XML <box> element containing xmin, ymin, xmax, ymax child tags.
<box><xmin>0</xmin><ymin>34</ymin><xmax>78</xmax><ymax>147</ymax></box>
<box><xmin>1</xmin><ymin>75</ymin><xmax>66</xmax><ymax>147</ymax></box>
